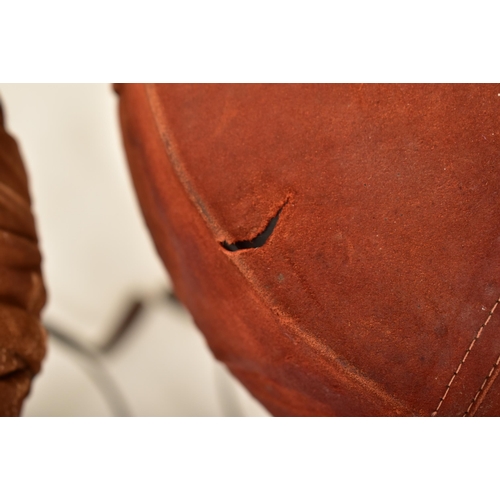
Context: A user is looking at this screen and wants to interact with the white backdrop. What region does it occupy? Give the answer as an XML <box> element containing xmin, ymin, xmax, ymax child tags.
<box><xmin>0</xmin><ymin>83</ymin><xmax>268</xmax><ymax>416</ymax></box>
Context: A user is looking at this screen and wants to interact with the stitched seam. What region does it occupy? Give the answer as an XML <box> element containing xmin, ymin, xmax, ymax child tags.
<box><xmin>463</xmin><ymin>354</ymin><xmax>500</xmax><ymax>416</ymax></box>
<box><xmin>431</xmin><ymin>297</ymin><xmax>500</xmax><ymax>416</ymax></box>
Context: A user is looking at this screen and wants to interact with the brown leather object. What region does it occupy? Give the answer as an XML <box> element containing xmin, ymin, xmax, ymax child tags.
<box><xmin>117</xmin><ymin>84</ymin><xmax>500</xmax><ymax>416</ymax></box>
<box><xmin>0</xmin><ymin>101</ymin><xmax>47</xmax><ymax>416</ymax></box>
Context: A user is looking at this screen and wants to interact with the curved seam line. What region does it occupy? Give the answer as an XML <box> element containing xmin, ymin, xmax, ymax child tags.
<box><xmin>144</xmin><ymin>84</ymin><xmax>220</xmax><ymax>233</ymax></box>
<box><xmin>431</xmin><ymin>296</ymin><xmax>500</xmax><ymax>416</ymax></box>
<box><xmin>141</xmin><ymin>84</ymin><xmax>410</xmax><ymax>414</ymax></box>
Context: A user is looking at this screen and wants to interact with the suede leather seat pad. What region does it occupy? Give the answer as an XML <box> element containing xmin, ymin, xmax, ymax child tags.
<box><xmin>0</xmin><ymin>102</ymin><xmax>47</xmax><ymax>416</ymax></box>
<box><xmin>117</xmin><ymin>84</ymin><xmax>500</xmax><ymax>416</ymax></box>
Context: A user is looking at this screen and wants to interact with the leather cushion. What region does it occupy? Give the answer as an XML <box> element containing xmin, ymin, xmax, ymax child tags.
<box><xmin>117</xmin><ymin>84</ymin><xmax>500</xmax><ymax>416</ymax></box>
<box><xmin>0</xmin><ymin>101</ymin><xmax>47</xmax><ymax>416</ymax></box>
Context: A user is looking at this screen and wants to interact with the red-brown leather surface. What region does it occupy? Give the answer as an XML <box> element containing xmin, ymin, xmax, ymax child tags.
<box><xmin>0</xmin><ymin>101</ymin><xmax>47</xmax><ymax>416</ymax></box>
<box><xmin>117</xmin><ymin>84</ymin><xmax>500</xmax><ymax>416</ymax></box>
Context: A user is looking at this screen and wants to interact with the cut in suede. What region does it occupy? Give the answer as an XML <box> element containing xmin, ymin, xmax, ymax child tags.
<box><xmin>116</xmin><ymin>84</ymin><xmax>500</xmax><ymax>416</ymax></box>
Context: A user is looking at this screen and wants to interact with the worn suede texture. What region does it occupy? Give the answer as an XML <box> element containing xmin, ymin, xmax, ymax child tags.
<box><xmin>0</xmin><ymin>102</ymin><xmax>47</xmax><ymax>416</ymax></box>
<box><xmin>117</xmin><ymin>84</ymin><xmax>500</xmax><ymax>416</ymax></box>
